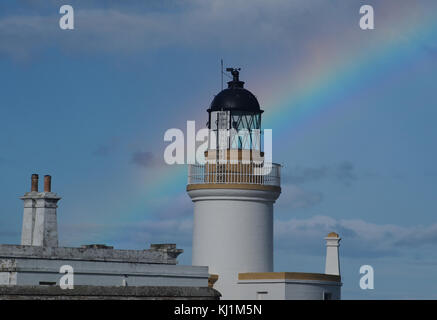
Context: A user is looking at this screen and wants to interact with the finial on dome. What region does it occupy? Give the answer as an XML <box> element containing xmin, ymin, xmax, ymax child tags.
<box><xmin>326</xmin><ymin>232</ymin><xmax>339</xmax><ymax>238</ymax></box>
<box><xmin>225</xmin><ymin>67</ymin><xmax>244</xmax><ymax>88</ymax></box>
<box><xmin>226</xmin><ymin>67</ymin><xmax>241</xmax><ymax>81</ymax></box>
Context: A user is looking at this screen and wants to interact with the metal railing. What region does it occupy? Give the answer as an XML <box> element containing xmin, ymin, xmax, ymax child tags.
<box><xmin>188</xmin><ymin>161</ymin><xmax>281</xmax><ymax>187</ymax></box>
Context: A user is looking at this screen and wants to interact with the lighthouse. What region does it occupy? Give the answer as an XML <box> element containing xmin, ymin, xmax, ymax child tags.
<box><xmin>187</xmin><ymin>68</ymin><xmax>281</xmax><ymax>299</ymax></box>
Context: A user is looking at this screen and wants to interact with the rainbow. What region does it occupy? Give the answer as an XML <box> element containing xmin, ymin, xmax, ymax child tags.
<box><xmin>122</xmin><ymin>5</ymin><xmax>436</xmax><ymax>222</ymax></box>
<box><xmin>260</xmin><ymin>6</ymin><xmax>436</xmax><ymax>141</ymax></box>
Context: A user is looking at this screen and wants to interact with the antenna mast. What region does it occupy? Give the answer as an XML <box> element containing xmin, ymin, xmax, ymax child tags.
<box><xmin>221</xmin><ymin>59</ymin><xmax>223</xmax><ymax>91</ymax></box>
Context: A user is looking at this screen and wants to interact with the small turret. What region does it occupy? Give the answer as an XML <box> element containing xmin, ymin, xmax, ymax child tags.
<box><xmin>325</xmin><ymin>232</ymin><xmax>341</xmax><ymax>276</ymax></box>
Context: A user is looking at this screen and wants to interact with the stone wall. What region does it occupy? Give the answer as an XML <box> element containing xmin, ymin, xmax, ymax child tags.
<box><xmin>0</xmin><ymin>244</ymin><xmax>181</xmax><ymax>264</ymax></box>
<box><xmin>0</xmin><ymin>285</ymin><xmax>220</xmax><ymax>300</ymax></box>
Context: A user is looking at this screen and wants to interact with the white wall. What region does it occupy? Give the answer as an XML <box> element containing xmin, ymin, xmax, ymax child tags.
<box><xmin>189</xmin><ymin>188</ymin><xmax>280</xmax><ymax>299</ymax></box>
<box><xmin>0</xmin><ymin>257</ymin><xmax>209</xmax><ymax>288</ymax></box>
<box><xmin>237</xmin><ymin>279</ymin><xmax>342</xmax><ymax>300</ymax></box>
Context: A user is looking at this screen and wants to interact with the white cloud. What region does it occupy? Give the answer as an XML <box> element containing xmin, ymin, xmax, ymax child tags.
<box><xmin>60</xmin><ymin>212</ymin><xmax>437</xmax><ymax>259</ymax></box>
<box><xmin>0</xmin><ymin>0</ymin><xmax>351</xmax><ymax>59</ymax></box>
<box><xmin>275</xmin><ymin>215</ymin><xmax>437</xmax><ymax>257</ymax></box>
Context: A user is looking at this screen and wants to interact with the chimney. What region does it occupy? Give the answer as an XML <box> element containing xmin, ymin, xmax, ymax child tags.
<box><xmin>44</xmin><ymin>175</ymin><xmax>51</xmax><ymax>192</ymax></box>
<box><xmin>21</xmin><ymin>174</ymin><xmax>61</xmax><ymax>247</ymax></box>
<box><xmin>31</xmin><ymin>174</ymin><xmax>39</xmax><ymax>192</ymax></box>
<box><xmin>325</xmin><ymin>232</ymin><xmax>341</xmax><ymax>276</ymax></box>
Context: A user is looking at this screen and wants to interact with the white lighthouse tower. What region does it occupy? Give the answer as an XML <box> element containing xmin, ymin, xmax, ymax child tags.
<box><xmin>187</xmin><ymin>68</ymin><xmax>281</xmax><ymax>299</ymax></box>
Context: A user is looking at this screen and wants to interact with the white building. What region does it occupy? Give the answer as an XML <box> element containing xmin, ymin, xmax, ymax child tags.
<box><xmin>0</xmin><ymin>175</ymin><xmax>218</xmax><ymax>300</ymax></box>
<box><xmin>187</xmin><ymin>68</ymin><xmax>342</xmax><ymax>299</ymax></box>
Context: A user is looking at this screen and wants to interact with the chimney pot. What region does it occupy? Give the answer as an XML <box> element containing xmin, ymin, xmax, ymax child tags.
<box><xmin>31</xmin><ymin>174</ymin><xmax>39</xmax><ymax>192</ymax></box>
<box><xmin>44</xmin><ymin>175</ymin><xmax>52</xmax><ymax>192</ymax></box>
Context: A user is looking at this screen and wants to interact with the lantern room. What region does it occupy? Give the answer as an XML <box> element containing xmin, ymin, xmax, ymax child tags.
<box><xmin>207</xmin><ymin>68</ymin><xmax>264</xmax><ymax>151</ymax></box>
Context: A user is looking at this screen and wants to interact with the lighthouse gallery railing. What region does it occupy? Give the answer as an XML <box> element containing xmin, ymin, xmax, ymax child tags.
<box><xmin>188</xmin><ymin>162</ymin><xmax>281</xmax><ymax>187</ymax></box>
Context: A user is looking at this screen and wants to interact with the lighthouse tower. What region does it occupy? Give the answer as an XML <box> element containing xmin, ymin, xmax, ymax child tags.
<box><xmin>187</xmin><ymin>68</ymin><xmax>281</xmax><ymax>299</ymax></box>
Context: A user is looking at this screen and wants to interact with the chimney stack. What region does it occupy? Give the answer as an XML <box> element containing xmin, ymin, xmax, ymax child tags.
<box><xmin>325</xmin><ymin>232</ymin><xmax>341</xmax><ymax>276</ymax></box>
<box><xmin>21</xmin><ymin>174</ymin><xmax>61</xmax><ymax>247</ymax></box>
<box><xmin>31</xmin><ymin>174</ymin><xmax>39</xmax><ymax>192</ymax></box>
<box><xmin>44</xmin><ymin>175</ymin><xmax>51</xmax><ymax>192</ymax></box>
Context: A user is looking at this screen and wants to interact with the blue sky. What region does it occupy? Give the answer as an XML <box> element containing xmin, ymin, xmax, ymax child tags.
<box><xmin>1</xmin><ymin>0</ymin><xmax>437</xmax><ymax>299</ymax></box>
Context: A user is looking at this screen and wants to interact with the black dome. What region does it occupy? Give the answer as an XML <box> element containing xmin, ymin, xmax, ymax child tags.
<box><xmin>209</xmin><ymin>87</ymin><xmax>261</xmax><ymax>113</ymax></box>
<box><xmin>208</xmin><ymin>68</ymin><xmax>263</xmax><ymax>113</ymax></box>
